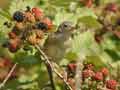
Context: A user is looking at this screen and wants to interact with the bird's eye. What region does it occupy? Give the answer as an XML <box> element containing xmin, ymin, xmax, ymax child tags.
<box><xmin>63</xmin><ymin>24</ymin><xmax>68</xmax><ymax>28</ymax></box>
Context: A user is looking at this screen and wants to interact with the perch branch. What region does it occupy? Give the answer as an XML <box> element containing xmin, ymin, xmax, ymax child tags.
<box><xmin>35</xmin><ymin>45</ymin><xmax>73</xmax><ymax>90</ymax></box>
<box><xmin>35</xmin><ymin>45</ymin><xmax>56</xmax><ymax>90</ymax></box>
<box><xmin>0</xmin><ymin>63</ymin><xmax>17</xmax><ymax>89</ymax></box>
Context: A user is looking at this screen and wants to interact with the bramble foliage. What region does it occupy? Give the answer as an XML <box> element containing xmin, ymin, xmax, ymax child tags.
<box><xmin>0</xmin><ymin>0</ymin><xmax>120</xmax><ymax>90</ymax></box>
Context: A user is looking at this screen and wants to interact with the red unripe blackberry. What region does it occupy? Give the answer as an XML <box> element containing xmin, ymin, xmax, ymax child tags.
<box><xmin>84</xmin><ymin>64</ymin><xmax>94</xmax><ymax>70</ymax></box>
<box><xmin>8</xmin><ymin>32</ymin><xmax>17</xmax><ymax>39</ymax></box>
<box><xmin>3</xmin><ymin>58</ymin><xmax>13</xmax><ymax>67</ymax></box>
<box><xmin>13</xmin><ymin>11</ymin><xmax>24</xmax><ymax>22</ymax></box>
<box><xmin>9</xmin><ymin>43</ymin><xmax>18</xmax><ymax>53</ymax></box>
<box><xmin>94</xmin><ymin>34</ymin><xmax>103</xmax><ymax>43</ymax></box>
<box><xmin>93</xmin><ymin>72</ymin><xmax>103</xmax><ymax>81</ymax></box>
<box><xmin>67</xmin><ymin>63</ymin><xmax>77</xmax><ymax>78</ymax></box>
<box><xmin>8</xmin><ymin>38</ymin><xmax>21</xmax><ymax>53</ymax></box>
<box><xmin>81</xmin><ymin>0</ymin><xmax>93</xmax><ymax>8</ymax></box>
<box><xmin>86</xmin><ymin>0</ymin><xmax>93</xmax><ymax>8</ymax></box>
<box><xmin>82</xmin><ymin>69</ymin><xmax>94</xmax><ymax>79</ymax></box>
<box><xmin>0</xmin><ymin>58</ymin><xmax>6</xmax><ymax>68</ymax></box>
<box><xmin>32</xmin><ymin>7</ymin><xmax>43</xmax><ymax>13</ymax></box>
<box><xmin>32</xmin><ymin>7</ymin><xmax>44</xmax><ymax>20</ymax></box>
<box><xmin>100</xmin><ymin>67</ymin><xmax>109</xmax><ymax>77</ymax></box>
<box><xmin>42</xmin><ymin>18</ymin><xmax>53</xmax><ymax>29</ymax></box>
<box><xmin>67</xmin><ymin>63</ymin><xmax>76</xmax><ymax>72</ymax></box>
<box><xmin>106</xmin><ymin>80</ymin><xmax>117</xmax><ymax>89</ymax></box>
<box><xmin>105</xmin><ymin>3</ymin><xmax>118</xmax><ymax>13</ymax></box>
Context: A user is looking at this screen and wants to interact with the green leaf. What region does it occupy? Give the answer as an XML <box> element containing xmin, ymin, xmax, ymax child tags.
<box><xmin>54</xmin><ymin>9</ymin><xmax>77</xmax><ymax>26</ymax></box>
<box><xmin>71</xmin><ymin>31</ymin><xmax>94</xmax><ymax>54</ymax></box>
<box><xmin>14</xmin><ymin>51</ymin><xmax>40</xmax><ymax>66</ymax></box>
<box><xmin>0</xmin><ymin>9</ymin><xmax>11</xmax><ymax>20</ymax></box>
<box><xmin>2</xmin><ymin>79</ymin><xmax>20</xmax><ymax>90</ymax></box>
<box><xmin>49</xmin><ymin>0</ymin><xmax>77</xmax><ymax>7</ymax></box>
<box><xmin>76</xmin><ymin>8</ymin><xmax>97</xmax><ymax>18</ymax></box>
<box><xmin>18</xmin><ymin>82</ymin><xmax>39</xmax><ymax>90</ymax></box>
<box><xmin>9</xmin><ymin>0</ymin><xmax>39</xmax><ymax>15</ymax></box>
<box><xmin>105</xmin><ymin>49</ymin><xmax>120</xmax><ymax>62</ymax></box>
<box><xmin>65</xmin><ymin>52</ymin><xmax>78</xmax><ymax>60</ymax></box>
<box><xmin>78</xmin><ymin>16</ymin><xmax>102</xmax><ymax>29</ymax></box>
<box><xmin>85</xmin><ymin>56</ymin><xmax>107</xmax><ymax>70</ymax></box>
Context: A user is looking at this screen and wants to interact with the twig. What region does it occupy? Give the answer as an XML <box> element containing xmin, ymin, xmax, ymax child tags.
<box><xmin>35</xmin><ymin>45</ymin><xmax>56</xmax><ymax>90</ymax></box>
<box><xmin>35</xmin><ymin>45</ymin><xmax>73</xmax><ymax>90</ymax></box>
<box><xmin>0</xmin><ymin>63</ymin><xmax>17</xmax><ymax>89</ymax></box>
<box><xmin>53</xmin><ymin>68</ymin><xmax>73</xmax><ymax>90</ymax></box>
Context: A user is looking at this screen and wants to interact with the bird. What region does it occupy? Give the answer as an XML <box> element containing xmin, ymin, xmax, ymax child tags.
<box><xmin>43</xmin><ymin>21</ymin><xmax>75</xmax><ymax>63</ymax></box>
<box><xmin>41</xmin><ymin>21</ymin><xmax>75</xmax><ymax>90</ymax></box>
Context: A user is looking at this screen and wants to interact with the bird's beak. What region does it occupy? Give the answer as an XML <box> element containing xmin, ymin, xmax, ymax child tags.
<box><xmin>70</xmin><ymin>26</ymin><xmax>76</xmax><ymax>31</ymax></box>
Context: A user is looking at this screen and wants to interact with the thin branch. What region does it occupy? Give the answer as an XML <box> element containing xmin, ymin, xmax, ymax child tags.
<box><xmin>35</xmin><ymin>45</ymin><xmax>56</xmax><ymax>90</ymax></box>
<box><xmin>35</xmin><ymin>45</ymin><xmax>73</xmax><ymax>90</ymax></box>
<box><xmin>0</xmin><ymin>63</ymin><xmax>17</xmax><ymax>89</ymax></box>
<box><xmin>53</xmin><ymin>68</ymin><xmax>73</xmax><ymax>90</ymax></box>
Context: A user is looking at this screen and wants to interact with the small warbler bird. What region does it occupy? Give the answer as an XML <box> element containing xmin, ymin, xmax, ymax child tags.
<box><xmin>43</xmin><ymin>21</ymin><xmax>75</xmax><ymax>63</ymax></box>
<box><xmin>41</xmin><ymin>21</ymin><xmax>75</xmax><ymax>90</ymax></box>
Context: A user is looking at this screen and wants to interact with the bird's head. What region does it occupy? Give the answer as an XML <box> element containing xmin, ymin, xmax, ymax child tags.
<box><xmin>56</xmin><ymin>21</ymin><xmax>75</xmax><ymax>34</ymax></box>
<box><xmin>52</xmin><ymin>21</ymin><xmax>75</xmax><ymax>40</ymax></box>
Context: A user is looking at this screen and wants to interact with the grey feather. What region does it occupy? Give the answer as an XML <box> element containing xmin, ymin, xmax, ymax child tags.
<box><xmin>43</xmin><ymin>21</ymin><xmax>75</xmax><ymax>63</ymax></box>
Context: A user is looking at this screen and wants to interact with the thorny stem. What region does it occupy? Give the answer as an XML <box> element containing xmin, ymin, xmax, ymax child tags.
<box><xmin>0</xmin><ymin>63</ymin><xmax>17</xmax><ymax>89</ymax></box>
<box><xmin>35</xmin><ymin>45</ymin><xmax>73</xmax><ymax>90</ymax></box>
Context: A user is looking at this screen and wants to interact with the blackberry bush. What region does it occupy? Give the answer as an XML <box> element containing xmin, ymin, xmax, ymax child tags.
<box><xmin>0</xmin><ymin>0</ymin><xmax>120</xmax><ymax>90</ymax></box>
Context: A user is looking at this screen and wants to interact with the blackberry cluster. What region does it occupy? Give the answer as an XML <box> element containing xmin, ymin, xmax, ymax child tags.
<box><xmin>3</xmin><ymin>7</ymin><xmax>53</xmax><ymax>53</ymax></box>
<box><xmin>66</xmin><ymin>63</ymin><xmax>118</xmax><ymax>90</ymax></box>
<box><xmin>13</xmin><ymin>11</ymin><xmax>24</xmax><ymax>22</ymax></box>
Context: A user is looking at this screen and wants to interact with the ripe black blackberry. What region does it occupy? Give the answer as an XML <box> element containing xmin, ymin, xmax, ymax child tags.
<box><xmin>13</xmin><ymin>11</ymin><xmax>24</xmax><ymax>22</ymax></box>
<box><xmin>36</xmin><ymin>22</ymin><xmax>48</xmax><ymax>30</ymax></box>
